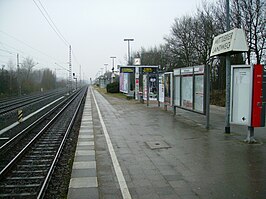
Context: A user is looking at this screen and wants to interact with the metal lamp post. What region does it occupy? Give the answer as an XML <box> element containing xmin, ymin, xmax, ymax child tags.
<box><xmin>124</xmin><ymin>39</ymin><xmax>134</xmax><ymax>65</ymax></box>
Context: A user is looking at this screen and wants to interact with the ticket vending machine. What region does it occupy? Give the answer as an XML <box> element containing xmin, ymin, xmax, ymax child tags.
<box><xmin>230</xmin><ymin>64</ymin><xmax>266</xmax><ymax>142</ymax></box>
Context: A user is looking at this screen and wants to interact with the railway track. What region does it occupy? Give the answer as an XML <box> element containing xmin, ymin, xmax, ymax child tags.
<box><xmin>0</xmin><ymin>87</ymin><xmax>87</xmax><ymax>198</ymax></box>
<box><xmin>0</xmin><ymin>89</ymin><xmax>69</xmax><ymax>133</ymax></box>
<box><xmin>0</xmin><ymin>89</ymin><xmax>67</xmax><ymax>115</ymax></box>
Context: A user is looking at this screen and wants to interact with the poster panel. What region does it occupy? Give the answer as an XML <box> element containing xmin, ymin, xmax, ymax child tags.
<box><xmin>164</xmin><ymin>73</ymin><xmax>173</xmax><ymax>105</ymax></box>
<box><xmin>148</xmin><ymin>76</ymin><xmax>157</xmax><ymax>100</ymax></box>
<box><xmin>123</xmin><ymin>73</ymin><xmax>129</xmax><ymax>94</ymax></box>
<box><xmin>143</xmin><ymin>74</ymin><xmax>147</xmax><ymax>100</ymax></box>
<box><xmin>194</xmin><ymin>75</ymin><xmax>204</xmax><ymax>113</ymax></box>
<box><xmin>135</xmin><ymin>78</ymin><xmax>139</xmax><ymax>100</ymax></box>
<box><xmin>159</xmin><ymin>74</ymin><xmax>164</xmax><ymax>102</ymax></box>
<box><xmin>181</xmin><ymin>76</ymin><xmax>193</xmax><ymax>109</ymax></box>
<box><xmin>174</xmin><ymin>76</ymin><xmax>180</xmax><ymax>106</ymax></box>
<box><xmin>119</xmin><ymin>73</ymin><xmax>124</xmax><ymax>92</ymax></box>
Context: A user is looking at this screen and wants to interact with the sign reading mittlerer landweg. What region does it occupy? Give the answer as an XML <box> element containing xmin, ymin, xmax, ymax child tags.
<box><xmin>210</xmin><ymin>28</ymin><xmax>248</xmax><ymax>57</ymax></box>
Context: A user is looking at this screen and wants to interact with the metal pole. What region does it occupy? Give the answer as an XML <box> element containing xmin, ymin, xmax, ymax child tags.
<box><xmin>147</xmin><ymin>74</ymin><xmax>149</xmax><ymax>107</ymax></box>
<box><xmin>110</xmin><ymin>57</ymin><xmax>116</xmax><ymax>83</ymax></box>
<box><xmin>79</xmin><ymin>65</ymin><xmax>81</xmax><ymax>87</ymax></box>
<box><xmin>206</xmin><ymin>65</ymin><xmax>210</xmax><ymax>129</ymax></box>
<box><xmin>69</xmin><ymin>45</ymin><xmax>72</xmax><ymax>93</ymax></box>
<box><xmin>225</xmin><ymin>0</ymin><xmax>231</xmax><ymax>133</ymax></box>
<box><xmin>104</xmin><ymin>64</ymin><xmax>108</xmax><ymax>74</ymax></box>
<box><xmin>17</xmin><ymin>53</ymin><xmax>21</xmax><ymax>96</ymax></box>
<box><xmin>124</xmin><ymin>39</ymin><xmax>134</xmax><ymax>65</ymax></box>
<box><xmin>128</xmin><ymin>40</ymin><xmax>130</xmax><ymax>65</ymax></box>
<box><xmin>110</xmin><ymin>57</ymin><xmax>116</xmax><ymax>70</ymax></box>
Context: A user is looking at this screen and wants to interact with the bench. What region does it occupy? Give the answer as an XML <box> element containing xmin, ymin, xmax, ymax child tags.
<box><xmin>126</xmin><ymin>90</ymin><xmax>135</xmax><ymax>100</ymax></box>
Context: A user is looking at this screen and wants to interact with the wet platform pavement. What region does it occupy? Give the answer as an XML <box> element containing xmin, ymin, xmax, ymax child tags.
<box><xmin>69</xmin><ymin>87</ymin><xmax>266</xmax><ymax>199</ymax></box>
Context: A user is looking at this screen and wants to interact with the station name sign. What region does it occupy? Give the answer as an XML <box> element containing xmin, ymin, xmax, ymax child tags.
<box><xmin>210</xmin><ymin>28</ymin><xmax>248</xmax><ymax>57</ymax></box>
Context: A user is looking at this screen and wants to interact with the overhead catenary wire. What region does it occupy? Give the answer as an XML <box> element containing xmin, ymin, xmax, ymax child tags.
<box><xmin>32</xmin><ymin>0</ymin><xmax>69</xmax><ymax>47</ymax></box>
<box><xmin>0</xmin><ymin>41</ymin><xmax>26</xmax><ymax>55</ymax></box>
<box><xmin>35</xmin><ymin>0</ymin><xmax>70</xmax><ymax>46</ymax></box>
<box><xmin>32</xmin><ymin>0</ymin><xmax>81</xmax><ymax>72</ymax></box>
<box><xmin>0</xmin><ymin>30</ymin><xmax>65</xmax><ymax>65</ymax></box>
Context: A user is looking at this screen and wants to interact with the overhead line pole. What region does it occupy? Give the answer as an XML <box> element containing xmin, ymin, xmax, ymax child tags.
<box><xmin>225</xmin><ymin>0</ymin><xmax>231</xmax><ymax>133</ymax></box>
<box><xmin>17</xmin><ymin>53</ymin><xmax>21</xmax><ymax>96</ymax></box>
<box><xmin>80</xmin><ymin>65</ymin><xmax>81</xmax><ymax>87</ymax></box>
<box><xmin>69</xmin><ymin>45</ymin><xmax>72</xmax><ymax>93</ymax></box>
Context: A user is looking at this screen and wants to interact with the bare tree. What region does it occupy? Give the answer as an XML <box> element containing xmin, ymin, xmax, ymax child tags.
<box><xmin>19</xmin><ymin>57</ymin><xmax>38</xmax><ymax>93</ymax></box>
<box><xmin>231</xmin><ymin>0</ymin><xmax>266</xmax><ymax>64</ymax></box>
<box><xmin>7</xmin><ymin>59</ymin><xmax>16</xmax><ymax>93</ymax></box>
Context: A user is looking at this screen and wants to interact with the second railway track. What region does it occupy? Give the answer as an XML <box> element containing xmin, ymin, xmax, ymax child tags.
<box><xmin>0</xmin><ymin>87</ymin><xmax>87</xmax><ymax>198</ymax></box>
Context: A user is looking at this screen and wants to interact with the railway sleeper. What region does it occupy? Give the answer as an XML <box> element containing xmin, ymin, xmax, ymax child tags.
<box><xmin>37</xmin><ymin>141</ymin><xmax>60</xmax><ymax>144</ymax></box>
<box><xmin>17</xmin><ymin>164</ymin><xmax>49</xmax><ymax>168</ymax></box>
<box><xmin>25</xmin><ymin>154</ymin><xmax>54</xmax><ymax>158</ymax></box>
<box><xmin>0</xmin><ymin>178</ymin><xmax>41</xmax><ymax>185</ymax></box>
<box><xmin>21</xmin><ymin>159</ymin><xmax>52</xmax><ymax>163</ymax></box>
<box><xmin>33</xmin><ymin>147</ymin><xmax>55</xmax><ymax>150</ymax></box>
<box><xmin>39</xmin><ymin>138</ymin><xmax>60</xmax><ymax>142</ymax></box>
<box><xmin>31</xmin><ymin>150</ymin><xmax>56</xmax><ymax>154</ymax></box>
<box><xmin>0</xmin><ymin>183</ymin><xmax>40</xmax><ymax>188</ymax></box>
<box><xmin>6</xmin><ymin>176</ymin><xmax>44</xmax><ymax>180</ymax></box>
<box><xmin>36</xmin><ymin>144</ymin><xmax>58</xmax><ymax>147</ymax></box>
<box><xmin>0</xmin><ymin>192</ymin><xmax>37</xmax><ymax>197</ymax></box>
<box><xmin>12</xmin><ymin>170</ymin><xmax>47</xmax><ymax>173</ymax></box>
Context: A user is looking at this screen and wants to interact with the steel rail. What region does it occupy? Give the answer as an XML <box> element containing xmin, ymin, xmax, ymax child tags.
<box><xmin>0</xmin><ymin>90</ymin><xmax>67</xmax><ymax>115</ymax></box>
<box><xmin>0</xmin><ymin>88</ymin><xmax>83</xmax><ymax>178</ymax></box>
<box><xmin>37</xmin><ymin>87</ymin><xmax>87</xmax><ymax>198</ymax></box>
<box><xmin>0</xmin><ymin>89</ymin><xmax>64</xmax><ymax>106</ymax></box>
<box><xmin>0</xmin><ymin>94</ymin><xmax>67</xmax><ymax>152</ymax></box>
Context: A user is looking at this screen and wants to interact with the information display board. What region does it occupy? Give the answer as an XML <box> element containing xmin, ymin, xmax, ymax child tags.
<box><xmin>141</xmin><ymin>67</ymin><xmax>158</xmax><ymax>73</ymax></box>
<box><xmin>194</xmin><ymin>66</ymin><xmax>205</xmax><ymax>113</ymax></box>
<box><xmin>230</xmin><ymin>65</ymin><xmax>252</xmax><ymax>125</ymax></box>
<box><xmin>173</xmin><ymin>65</ymin><xmax>205</xmax><ymax>114</ymax></box>
<box><xmin>181</xmin><ymin>67</ymin><xmax>193</xmax><ymax>110</ymax></box>
<box><xmin>120</xmin><ymin>67</ymin><xmax>135</xmax><ymax>73</ymax></box>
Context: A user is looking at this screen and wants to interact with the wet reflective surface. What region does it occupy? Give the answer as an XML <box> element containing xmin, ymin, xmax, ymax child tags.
<box><xmin>93</xmin><ymin>90</ymin><xmax>266</xmax><ymax>199</ymax></box>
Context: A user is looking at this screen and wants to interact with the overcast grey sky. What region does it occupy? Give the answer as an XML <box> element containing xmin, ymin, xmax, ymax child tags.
<box><xmin>0</xmin><ymin>0</ymin><xmax>216</xmax><ymax>80</ymax></box>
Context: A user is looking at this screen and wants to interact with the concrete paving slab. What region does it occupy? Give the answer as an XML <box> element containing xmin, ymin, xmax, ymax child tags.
<box><xmin>76</xmin><ymin>145</ymin><xmax>95</xmax><ymax>150</ymax></box>
<box><xmin>74</xmin><ymin>155</ymin><xmax>95</xmax><ymax>162</ymax></box>
<box><xmin>79</xmin><ymin>135</ymin><xmax>94</xmax><ymax>139</ymax></box>
<box><xmin>72</xmin><ymin>161</ymin><xmax>96</xmax><ymax>169</ymax></box>
<box><xmin>79</xmin><ymin>129</ymin><xmax>93</xmax><ymax>133</ymax></box>
<box><xmin>69</xmin><ymin>177</ymin><xmax>98</xmax><ymax>188</ymax></box>
<box><xmin>68</xmin><ymin>187</ymin><xmax>99</xmax><ymax>199</ymax></box>
<box><xmin>75</xmin><ymin>149</ymin><xmax>95</xmax><ymax>156</ymax></box>
<box><xmin>77</xmin><ymin>141</ymin><xmax>94</xmax><ymax>146</ymax></box>
<box><xmin>70</xmin><ymin>168</ymin><xmax>97</xmax><ymax>178</ymax></box>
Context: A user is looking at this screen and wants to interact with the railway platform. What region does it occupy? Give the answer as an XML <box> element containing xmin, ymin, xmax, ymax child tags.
<box><xmin>67</xmin><ymin>89</ymin><xmax>98</xmax><ymax>199</ymax></box>
<box><xmin>68</xmin><ymin>87</ymin><xmax>266</xmax><ymax>199</ymax></box>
